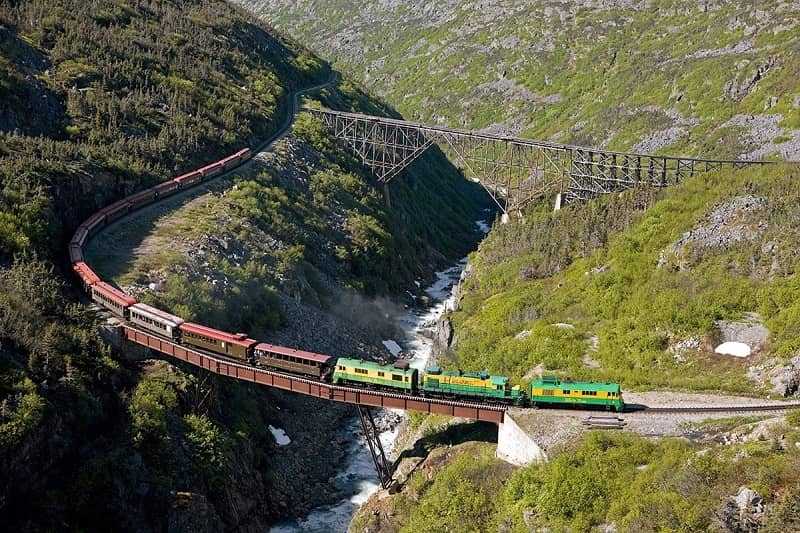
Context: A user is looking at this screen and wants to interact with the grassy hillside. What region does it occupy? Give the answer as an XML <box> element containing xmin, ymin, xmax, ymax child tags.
<box><xmin>240</xmin><ymin>0</ymin><xmax>800</xmax><ymax>161</ymax></box>
<box><xmin>0</xmin><ymin>0</ymin><xmax>328</xmax><ymax>529</ymax></box>
<box><xmin>447</xmin><ymin>163</ymin><xmax>800</xmax><ymax>392</ymax></box>
<box><xmin>237</xmin><ymin>2</ymin><xmax>800</xmax><ymax>531</ymax></box>
<box><xmin>352</xmin><ymin>417</ymin><xmax>800</xmax><ymax>532</ymax></box>
<box><xmin>85</xmin><ymin>87</ymin><xmax>489</xmax><ymax>341</ymax></box>
<box><xmin>241</xmin><ymin>0</ymin><xmax>800</xmax><ymax>394</ymax></box>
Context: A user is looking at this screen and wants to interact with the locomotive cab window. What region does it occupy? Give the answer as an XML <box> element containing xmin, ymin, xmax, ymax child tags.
<box><xmin>377</xmin><ymin>372</ymin><xmax>384</xmax><ymax>377</ymax></box>
<box><xmin>392</xmin><ymin>375</ymin><xmax>403</xmax><ymax>381</ymax></box>
<box><xmin>562</xmin><ymin>390</ymin><xmax>570</xmax><ymax>395</ymax></box>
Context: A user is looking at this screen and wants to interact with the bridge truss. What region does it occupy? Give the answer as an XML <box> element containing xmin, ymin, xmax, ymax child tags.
<box><xmin>308</xmin><ymin>108</ymin><xmax>771</xmax><ymax>215</ymax></box>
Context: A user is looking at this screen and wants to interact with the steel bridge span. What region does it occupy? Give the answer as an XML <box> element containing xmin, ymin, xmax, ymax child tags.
<box><xmin>122</xmin><ymin>325</ymin><xmax>504</xmax><ymax>488</ymax></box>
<box><xmin>307</xmin><ymin>108</ymin><xmax>773</xmax><ymax>215</ymax></box>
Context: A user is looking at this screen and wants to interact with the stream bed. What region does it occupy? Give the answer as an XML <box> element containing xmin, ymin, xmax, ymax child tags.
<box><xmin>270</xmin><ymin>232</ymin><xmax>480</xmax><ymax>532</ymax></box>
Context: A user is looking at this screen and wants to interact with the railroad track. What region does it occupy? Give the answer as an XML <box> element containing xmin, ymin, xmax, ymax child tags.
<box><xmin>629</xmin><ymin>403</ymin><xmax>800</xmax><ymax>415</ymax></box>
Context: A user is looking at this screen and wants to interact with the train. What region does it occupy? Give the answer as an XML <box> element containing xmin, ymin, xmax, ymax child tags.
<box><xmin>68</xmin><ymin>147</ymin><xmax>625</xmax><ymax>412</ymax></box>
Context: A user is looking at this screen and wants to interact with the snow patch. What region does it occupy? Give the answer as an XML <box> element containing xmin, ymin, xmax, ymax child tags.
<box><xmin>514</xmin><ymin>329</ymin><xmax>532</xmax><ymax>340</ymax></box>
<box><xmin>268</xmin><ymin>425</ymin><xmax>291</xmax><ymax>446</ymax></box>
<box><xmin>382</xmin><ymin>340</ymin><xmax>403</xmax><ymax>357</ymax></box>
<box><xmin>475</xmin><ymin>219</ymin><xmax>491</xmax><ymax>234</ymax></box>
<box><xmin>715</xmin><ymin>342</ymin><xmax>752</xmax><ymax>358</ymax></box>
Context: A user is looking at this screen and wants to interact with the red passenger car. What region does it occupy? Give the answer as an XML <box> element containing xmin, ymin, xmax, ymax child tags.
<box><xmin>68</xmin><ymin>243</ymin><xmax>84</xmax><ymax>263</ymax></box>
<box><xmin>254</xmin><ymin>342</ymin><xmax>334</xmax><ymax>378</ymax></box>
<box><xmin>91</xmin><ymin>281</ymin><xmax>136</xmax><ymax>317</ymax></box>
<box><xmin>174</xmin><ymin>171</ymin><xmax>202</xmax><ymax>187</ymax></box>
<box><xmin>84</xmin><ymin>212</ymin><xmax>107</xmax><ymax>236</ymax></box>
<box><xmin>71</xmin><ymin>225</ymin><xmax>89</xmax><ymax>248</ymax></box>
<box><xmin>179</xmin><ymin>322</ymin><xmax>257</xmax><ymax>361</ymax></box>
<box><xmin>199</xmin><ymin>162</ymin><xmax>223</xmax><ymax>179</ymax></box>
<box><xmin>154</xmin><ymin>180</ymin><xmax>180</xmax><ymax>197</ymax></box>
<box><xmin>101</xmin><ymin>199</ymin><xmax>131</xmax><ymax>224</ymax></box>
<box><xmin>127</xmin><ymin>189</ymin><xmax>156</xmax><ymax>209</ymax></box>
<box><xmin>72</xmin><ymin>261</ymin><xmax>101</xmax><ymax>291</ymax></box>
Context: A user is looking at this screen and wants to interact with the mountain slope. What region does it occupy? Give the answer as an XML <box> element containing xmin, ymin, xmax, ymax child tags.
<box><xmin>239</xmin><ymin>0</ymin><xmax>800</xmax><ymax>160</ymax></box>
<box><xmin>238</xmin><ymin>0</ymin><xmax>800</xmax><ymax>393</ymax></box>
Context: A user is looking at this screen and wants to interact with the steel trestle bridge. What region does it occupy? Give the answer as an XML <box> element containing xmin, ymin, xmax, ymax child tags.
<box><xmin>307</xmin><ymin>108</ymin><xmax>773</xmax><ymax>215</ymax></box>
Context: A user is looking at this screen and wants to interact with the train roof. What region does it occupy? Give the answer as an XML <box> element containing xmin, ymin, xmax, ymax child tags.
<box><xmin>254</xmin><ymin>343</ymin><xmax>332</xmax><ymax>364</ymax></box>
<box><xmin>130</xmin><ymin>302</ymin><xmax>184</xmax><ymax>326</ymax></box>
<box><xmin>73</xmin><ymin>261</ymin><xmax>100</xmax><ymax>285</ymax></box>
<box><xmin>199</xmin><ymin>162</ymin><xmax>222</xmax><ymax>172</ymax></box>
<box><xmin>425</xmin><ymin>366</ymin><xmax>509</xmax><ymax>385</ymax></box>
<box><xmin>532</xmin><ymin>375</ymin><xmax>621</xmax><ymax>392</ymax></box>
<box><xmin>100</xmin><ymin>199</ymin><xmax>130</xmax><ymax>214</ymax></box>
<box><xmin>179</xmin><ymin>322</ymin><xmax>257</xmax><ymax>348</ymax></box>
<box><xmin>336</xmin><ymin>357</ymin><xmax>418</xmax><ymax>374</ymax></box>
<box><xmin>127</xmin><ymin>189</ymin><xmax>155</xmax><ymax>201</ymax></box>
<box><xmin>93</xmin><ymin>281</ymin><xmax>137</xmax><ymax>306</ymax></box>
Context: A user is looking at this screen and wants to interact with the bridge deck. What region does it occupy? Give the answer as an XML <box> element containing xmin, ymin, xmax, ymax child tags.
<box><xmin>124</xmin><ymin>326</ymin><xmax>506</xmax><ymax>424</ymax></box>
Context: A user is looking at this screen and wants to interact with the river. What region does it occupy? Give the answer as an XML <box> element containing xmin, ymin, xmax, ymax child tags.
<box><xmin>270</xmin><ymin>220</ymin><xmax>488</xmax><ymax>532</ymax></box>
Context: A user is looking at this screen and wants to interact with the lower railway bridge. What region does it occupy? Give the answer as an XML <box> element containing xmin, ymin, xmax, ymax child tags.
<box><xmin>121</xmin><ymin>325</ymin><xmax>505</xmax><ymax>489</ymax></box>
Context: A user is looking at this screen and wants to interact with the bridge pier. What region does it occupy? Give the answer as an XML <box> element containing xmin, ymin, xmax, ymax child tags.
<box><xmin>554</xmin><ymin>193</ymin><xmax>563</xmax><ymax>211</ymax></box>
<box><xmin>496</xmin><ymin>410</ymin><xmax>547</xmax><ymax>466</ymax></box>
<box><xmin>356</xmin><ymin>405</ymin><xmax>395</xmax><ymax>489</ymax></box>
<box><xmin>383</xmin><ymin>182</ymin><xmax>391</xmax><ymax>209</ymax></box>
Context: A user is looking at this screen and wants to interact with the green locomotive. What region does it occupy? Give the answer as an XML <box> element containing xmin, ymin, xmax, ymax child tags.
<box><xmin>422</xmin><ymin>366</ymin><xmax>526</xmax><ymax>405</ymax></box>
<box><xmin>332</xmin><ymin>358</ymin><xmax>418</xmax><ymax>391</ymax></box>
<box><xmin>529</xmin><ymin>375</ymin><xmax>624</xmax><ymax>412</ymax></box>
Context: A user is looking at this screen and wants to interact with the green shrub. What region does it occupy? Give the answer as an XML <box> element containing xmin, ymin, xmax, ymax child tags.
<box><xmin>786</xmin><ymin>409</ymin><xmax>800</xmax><ymax>427</ymax></box>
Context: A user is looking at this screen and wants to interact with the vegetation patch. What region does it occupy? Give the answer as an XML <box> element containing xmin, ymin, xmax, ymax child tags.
<box><xmin>442</xmin><ymin>163</ymin><xmax>800</xmax><ymax>392</ymax></box>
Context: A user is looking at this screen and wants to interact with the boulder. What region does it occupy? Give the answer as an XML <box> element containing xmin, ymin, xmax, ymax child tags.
<box><xmin>718</xmin><ymin>486</ymin><xmax>764</xmax><ymax>532</ymax></box>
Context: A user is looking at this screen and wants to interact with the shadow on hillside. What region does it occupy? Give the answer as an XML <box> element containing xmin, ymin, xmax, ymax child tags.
<box><xmin>391</xmin><ymin>420</ymin><xmax>497</xmax><ymax>488</ymax></box>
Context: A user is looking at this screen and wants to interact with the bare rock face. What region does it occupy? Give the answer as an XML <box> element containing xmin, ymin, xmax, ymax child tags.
<box><xmin>747</xmin><ymin>355</ymin><xmax>800</xmax><ymax>397</ymax></box>
<box><xmin>0</xmin><ymin>25</ymin><xmax>66</xmax><ymax>137</ymax></box>
<box><xmin>714</xmin><ymin>313</ymin><xmax>769</xmax><ymax>354</ymax></box>
<box><xmin>433</xmin><ymin>316</ymin><xmax>453</xmax><ymax>356</ymax></box>
<box><xmin>718</xmin><ymin>486</ymin><xmax>764</xmax><ymax>532</ymax></box>
<box><xmin>661</xmin><ymin>196</ymin><xmax>768</xmax><ymax>270</ymax></box>
<box><xmin>167</xmin><ymin>493</ymin><xmax>223</xmax><ymax>533</ymax></box>
<box><xmin>723</xmin><ymin>57</ymin><xmax>776</xmax><ymax>102</ymax></box>
<box><xmin>769</xmin><ymin>355</ymin><xmax>800</xmax><ymax>397</ymax></box>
